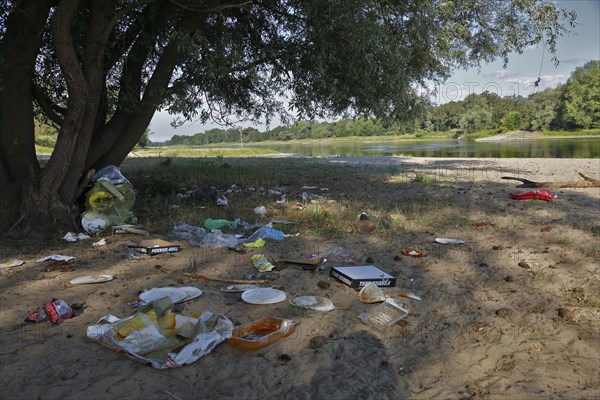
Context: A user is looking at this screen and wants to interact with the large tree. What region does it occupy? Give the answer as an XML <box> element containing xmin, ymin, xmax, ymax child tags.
<box><xmin>0</xmin><ymin>0</ymin><xmax>576</xmax><ymax>234</ymax></box>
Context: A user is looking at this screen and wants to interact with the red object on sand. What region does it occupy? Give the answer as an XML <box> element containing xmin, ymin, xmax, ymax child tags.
<box><xmin>509</xmin><ymin>190</ymin><xmax>555</xmax><ymax>202</ymax></box>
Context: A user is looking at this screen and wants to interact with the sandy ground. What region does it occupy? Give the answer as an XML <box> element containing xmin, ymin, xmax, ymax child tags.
<box><xmin>1</xmin><ymin>157</ymin><xmax>599</xmax><ymax>400</ymax></box>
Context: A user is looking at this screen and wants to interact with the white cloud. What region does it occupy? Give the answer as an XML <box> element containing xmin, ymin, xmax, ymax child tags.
<box><xmin>479</xmin><ymin>70</ymin><xmax>521</xmax><ymax>79</ymax></box>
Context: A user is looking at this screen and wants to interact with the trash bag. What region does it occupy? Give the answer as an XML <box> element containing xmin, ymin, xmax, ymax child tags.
<box><xmin>81</xmin><ymin>165</ymin><xmax>136</xmax><ymax>233</ymax></box>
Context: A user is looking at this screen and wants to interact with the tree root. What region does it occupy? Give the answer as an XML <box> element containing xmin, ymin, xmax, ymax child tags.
<box><xmin>501</xmin><ymin>172</ymin><xmax>600</xmax><ymax>188</ymax></box>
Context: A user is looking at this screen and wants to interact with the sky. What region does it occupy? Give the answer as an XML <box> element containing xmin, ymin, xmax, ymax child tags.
<box><xmin>148</xmin><ymin>0</ymin><xmax>600</xmax><ymax>142</ymax></box>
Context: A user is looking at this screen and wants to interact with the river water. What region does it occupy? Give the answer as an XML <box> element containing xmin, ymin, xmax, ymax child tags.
<box><xmin>248</xmin><ymin>137</ymin><xmax>599</xmax><ymax>158</ymax></box>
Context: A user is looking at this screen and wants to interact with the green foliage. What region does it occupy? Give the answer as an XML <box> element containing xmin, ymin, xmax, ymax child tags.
<box><xmin>501</xmin><ymin>111</ymin><xmax>522</xmax><ymax>131</ymax></box>
<box><xmin>459</xmin><ymin>107</ymin><xmax>492</xmax><ymax>134</ymax></box>
<box><xmin>137</xmin><ymin>129</ymin><xmax>152</xmax><ymax>148</ymax></box>
<box><xmin>556</xmin><ymin>60</ymin><xmax>600</xmax><ymax>129</ymax></box>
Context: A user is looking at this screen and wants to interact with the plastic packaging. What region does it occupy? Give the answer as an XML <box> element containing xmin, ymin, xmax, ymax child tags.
<box><xmin>358</xmin><ymin>282</ymin><xmax>387</xmax><ymax>303</ymax></box>
<box><xmin>358</xmin><ymin>298</ymin><xmax>408</xmax><ymax>331</ymax></box>
<box><xmin>244</xmin><ymin>271</ymin><xmax>280</xmax><ymax>281</ymax></box>
<box><xmin>25</xmin><ymin>299</ymin><xmax>74</xmax><ymax>325</ymax></box>
<box><xmin>509</xmin><ymin>189</ymin><xmax>556</xmax><ymax>202</ymax></box>
<box><xmin>88</xmin><ymin>310</ymin><xmax>233</xmax><ymax>369</ymax></box>
<box><xmin>81</xmin><ymin>165</ymin><xmax>136</xmax><ymax>233</ymax></box>
<box><xmin>227</xmin><ymin>317</ymin><xmax>299</xmax><ymax>350</ymax></box>
<box><xmin>317</xmin><ymin>245</ymin><xmax>354</xmax><ymax>263</ymax></box>
<box><xmin>203</xmin><ymin>218</ymin><xmax>237</xmax><ymax>230</ymax></box>
<box><xmin>250</xmin><ymin>254</ymin><xmax>275</xmax><ymax>272</ymax></box>
<box><xmin>202</xmin><ymin>230</ymin><xmax>240</xmax><ymax>248</ymax></box>
<box><xmin>245</xmin><ymin>227</ymin><xmax>285</xmax><ymax>242</ymax></box>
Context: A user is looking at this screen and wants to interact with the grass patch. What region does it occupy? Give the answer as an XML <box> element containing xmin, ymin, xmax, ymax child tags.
<box><xmin>134</xmin><ymin>146</ymin><xmax>280</xmax><ymax>157</ymax></box>
<box><xmin>541</xmin><ymin>129</ymin><xmax>600</xmax><ymax>137</ymax></box>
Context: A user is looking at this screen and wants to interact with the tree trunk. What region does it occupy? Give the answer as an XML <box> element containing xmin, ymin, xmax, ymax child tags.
<box><xmin>0</xmin><ymin>1</ymin><xmax>55</xmax><ymax>233</ymax></box>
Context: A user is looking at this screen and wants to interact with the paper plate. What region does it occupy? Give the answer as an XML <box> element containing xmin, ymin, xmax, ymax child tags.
<box><xmin>435</xmin><ymin>238</ymin><xmax>465</xmax><ymax>244</ymax></box>
<box><xmin>220</xmin><ymin>284</ymin><xmax>258</xmax><ymax>293</ymax></box>
<box><xmin>139</xmin><ymin>287</ymin><xmax>188</xmax><ymax>304</ymax></box>
<box><xmin>241</xmin><ymin>288</ymin><xmax>286</xmax><ymax>305</ymax></box>
<box><xmin>289</xmin><ymin>296</ymin><xmax>334</xmax><ymax>312</ymax></box>
<box><xmin>70</xmin><ymin>274</ymin><xmax>114</xmax><ymax>285</ymax></box>
<box><xmin>179</xmin><ymin>286</ymin><xmax>203</xmax><ymax>301</ymax></box>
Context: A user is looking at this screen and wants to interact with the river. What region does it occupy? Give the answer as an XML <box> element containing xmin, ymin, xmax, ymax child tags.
<box><xmin>247</xmin><ymin>137</ymin><xmax>599</xmax><ymax>158</ymax></box>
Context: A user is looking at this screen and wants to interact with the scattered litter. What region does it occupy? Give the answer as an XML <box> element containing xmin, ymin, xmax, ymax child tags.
<box><xmin>81</xmin><ymin>165</ymin><xmax>136</xmax><ymax>234</ymax></box>
<box><xmin>245</xmin><ymin>227</ymin><xmax>286</xmax><ymax>242</ymax></box>
<box><xmin>317</xmin><ymin>246</ymin><xmax>354</xmax><ymax>263</ymax></box>
<box><xmin>63</xmin><ymin>232</ymin><xmax>91</xmax><ymax>242</ymax></box>
<box><xmin>0</xmin><ymin>259</ymin><xmax>25</xmax><ymax>269</ymax></box>
<box><xmin>241</xmin><ymin>287</ymin><xmax>286</xmax><ymax>304</ymax></box>
<box><xmin>243</xmin><ymin>239</ymin><xmax>265</xmax><ymax>248</ymax></box>
<box><xmin>202</xmin><ymin>230</ymin><xmax>240</xmax><ymax>248</ymax></box>
<box><xmin>128</xmin><ymin>239</ymin><xmax>181</xmax><ymax>255</ymax></box>
<box><xmin>26</xmin><ymin>299</ymin><xmax>74</xmax><ymax>325</ymax></box>
<box><xmin>244</xmin><ymin>272</ymin><xmax>280</xmax><ymax>281</ymax></box>
<box><xmin>136</xmin><ymin>287</ymin><xmax>202</xmax><ymax>305</ymax></box>
<box><xmin>70</xmin><ymin>275</ymin><xmax>114</xmax><ymax>285</ymax></box>
<box><xmin>36</xmin><ymin>255</ymin><xmax>75</xmax><ymax>263</ymax></box>
<box><xmin>227</xmin><ymin>317</ymin><xmax>299</xmax><ymax>350</ymax></box>
<box><xmin>112</xmin><ymin>225</ymin><xmax>149</xmax><ymax>235</ymax></box>
<box><xmin>289</xmin><ymin>296</ymin><xmax>334</xmax><ymax>312</ymax></box>
<box><xmin>203</xmin><ymin>218</ymin><xmax>237</xmax><ymax>230</ymax></box>
<box><xmin>93</xmin><ymin>238</ymin><xmax>107</xmax><ymax>247</ymax></box>
<box><xmin>184</xmin><ymin>272</ymin><xmax>272</xmax><ymax>285</ymax></box>
<box><xmin>401</xmin><ymin>248</ymin><xmax>427</xmax><ymax>258</ymax></box>
<box><xmin>251</xmin><ymin>254</ymin><xmax>275</xmax><ymax>272</ymax></box>
<box><xmin>472</xmin><ymin>221</ymin><xmax>492</xmax><ymax>228</ymax></box>
<box><xmin>269</xmin><ymin>189</ymin><xmax>283</xmax><ymax>196</ymax></box>
<box><xmin>275</xmin><ymin>195</ymin><xmax>287</xmax><ymax>204</ymax></box>
<box><xmin>358</xmin><ymin>282</ymin><xmax>387</xmax><ymax>303</ymax></box>
<box><xmin>191</xmin><ymin>187</ymin><xmax>217</xmax><ymax>201</ymax></box>
<box><xmin>435</xmin><ymin>238</ymin><xmax>465</xmax><ymax>245</ymax></box>
<box><xmin>217</xmin><ymin>195</ymin><xmax>229</xmax><ymax>206</ymax></box>
<box><xmin>301</xmin><ymin>185</ymin><xmax>318</xmax><ymax>190</ymax></box>
<box><xmin>220</xmin><ymin>284</ymin><xmax>258</xmax><ymax>293</ymax></box>
<box><xmin>87</xmin><ymin>308</ymin><xmax>233</xmax><ymax>369</ymax></box>
<box><xmin>398</xmin><ymin>291</ymin><xmax>422</xmax><ymax>301</ymax></box>
<box><xmin>330</xmin><ymin>265</ymin><xmax>396</xmax><ymax>289</ymax></box>
<box><xmin>225</xmin><ymin>184</ymin><xmax>241</xmax><ymax>194</ymax></box>
<box><xmin>357</xmin><ymin>212</ymin><xmax>377</xmax><ymax>233</ymax></box>
<box><xmin>278</xmin><ymin>256</ymin><xmax>323</xmax><ymax>270</ymax></box>
<box><xmin>253</xmin><ymin>206</ymin><xmax>267</xmax><ymax>217</ymax></box>
<box><xmin>43</xmin><ymin>260</ymin><xmax>76</xmax><ymax>272</ymax></box>
<box><xmin>509</xmin><ymin>190</ymin><xmax>556</xmax><ymax>202</ymax></box>
<box><xmin>358</xmin><ymin>298</ymin><xmax>408</xmax><ymax>331</ymax></box>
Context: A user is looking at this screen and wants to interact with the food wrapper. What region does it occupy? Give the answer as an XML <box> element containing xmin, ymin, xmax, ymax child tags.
<box><xmin>87</xmin><ymin>310</ymin><xmax>233</xmax><ymax>369</ymax></box>
<box><xmin>251</xmin><ymin>254</ymin><xmax>275</xmax><ymax>272</ymax></box>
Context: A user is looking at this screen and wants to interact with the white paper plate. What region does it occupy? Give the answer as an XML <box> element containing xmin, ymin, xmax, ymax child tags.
<box><xmin>241</xmin><ymin>288</ymin><xmax>286</xmax><ymax>305</ymax></box>
<box><xmin>179</xmin><ymin>286</ymin><xmax>203</xmax><ymax>301</ymax></box>
<box><xmin>139</xmin><ymin>287</ymin><xmax>188</xmax><ymax>304</ymax></box>
<box><xmin>220</xmin><ymin>284</ymin><xmax>258</xmax><ymax>293</ymax></box>
<box><xmin>290</xmin><ymin>296</ymin><xmax>334</xmax><ymax>312</ymax></box>
<box><xmin>435</xmin><ymin>238</ymin><xmax>465</xmax><ymax>244</ymax></box>
<box><xmin>70</xmin><ymin>274</ymin><xmax>114</xmax><ymax>285</ymax></box>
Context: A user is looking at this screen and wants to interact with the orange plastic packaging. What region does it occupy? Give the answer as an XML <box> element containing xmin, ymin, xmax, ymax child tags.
<box><xmin>227</xmin><ymin>317</ymin><xmax>299</xmax><ymax>350</ymax></box>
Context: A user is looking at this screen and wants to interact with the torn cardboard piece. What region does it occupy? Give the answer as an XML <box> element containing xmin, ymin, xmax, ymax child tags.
<box><xmin>128</xmin><ymin>239</ymin><xmax>181</xmax><ymax>256</ymax></box>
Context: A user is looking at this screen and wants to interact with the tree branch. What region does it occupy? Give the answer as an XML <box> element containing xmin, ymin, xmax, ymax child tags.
<box><xmin>32</xmin><ymin>84</ymin><xmax>65</xmax><ymax>126</ymax></box>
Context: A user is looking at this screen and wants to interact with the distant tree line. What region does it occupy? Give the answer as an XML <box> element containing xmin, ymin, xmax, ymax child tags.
<box><xmin>165</xmin><ymin>60</ymin><xmax>598</xmax><ymax>145</ymax></box>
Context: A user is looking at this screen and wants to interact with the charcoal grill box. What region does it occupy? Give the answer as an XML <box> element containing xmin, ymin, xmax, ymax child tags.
<box><xmin>128</xmin><ymin>239</ymin><xmax>181</xmax><ymax>256</ymax></box>
<box><xmin>330</xmin><ymin>265</ymin><xmax>396</xmax><ymax>290</ymax></box>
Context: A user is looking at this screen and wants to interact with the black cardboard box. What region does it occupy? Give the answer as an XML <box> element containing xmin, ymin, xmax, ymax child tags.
<box><xmin>128</xmin><ymin>239</ymin><xmax>181</xmax><ymax>256</ymax></box>
<box><xmin>330</xmin><ymin>265</ymin><xmax>396</xmax><ymax>290</ymax></box>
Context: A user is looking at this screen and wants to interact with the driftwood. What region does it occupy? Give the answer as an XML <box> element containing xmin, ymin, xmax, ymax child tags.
<box><xmin>183</xmin><ymin>272</ymin><xmax>271</xmax><ymax>285</ymax></box>
<box><xmin>502</xmin><ymin>172</ymin><xmax>600</xmax><ymax>188</ymax></box>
